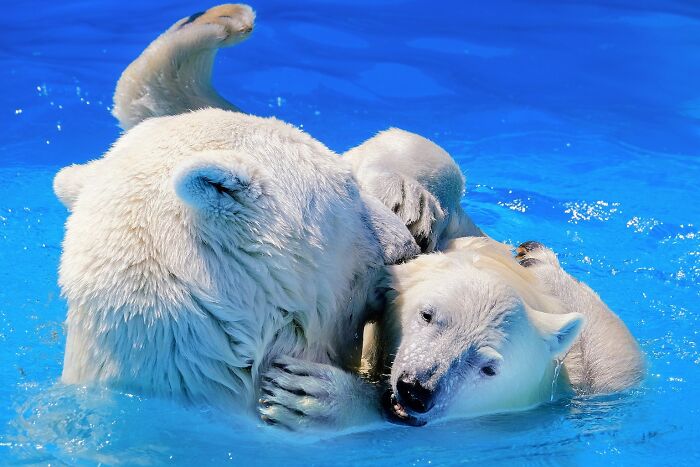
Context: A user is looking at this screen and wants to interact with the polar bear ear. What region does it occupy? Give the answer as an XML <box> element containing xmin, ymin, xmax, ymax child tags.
<box><xmin>54</xmin><ymin>162</ymin><xmax>93</xmax><ymax>210</ymax></box>
<box><xmin>530</xmin><ymin>310</ymin><xmax>585</xmax><ymax>358</ymax></box>
<box><xmin>173</xmin><ymin>152</ymin><xmax>263</xmax><ymax>215</ymax></box>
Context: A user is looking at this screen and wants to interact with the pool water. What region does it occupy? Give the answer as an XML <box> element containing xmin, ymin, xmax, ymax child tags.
<box><xmin>1</xmin><ymin>0</ymin><xmax>699</xmax><ymax>464</ymax></box>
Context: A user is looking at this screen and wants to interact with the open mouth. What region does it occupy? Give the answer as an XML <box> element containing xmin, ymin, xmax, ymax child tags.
<box><xmin>381</xmin><ymin>390</ymin><xmax>427</xmax><ymax>427</ymax></box>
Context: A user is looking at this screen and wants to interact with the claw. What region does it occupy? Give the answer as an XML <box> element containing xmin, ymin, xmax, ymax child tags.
<box><xmin>516</xmin><ymin>241</ymin><xmax>544</xmax><ymax>257</ymax></box>
<box><xmin>518</xmin><ymin>257</ymin><xmax>541</xmax><ymax>268</ymax></box>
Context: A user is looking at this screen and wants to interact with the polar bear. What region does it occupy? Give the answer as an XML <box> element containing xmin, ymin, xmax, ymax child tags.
<box><xmin>53</xmin><ymin>108</ymin><xmax>420</xmax><ymax>411</ymax></box>
<box><xmin>111</xmin><ymin>3</ymin><xmax>481</xmax><ymax>253</ymax></box>
<box><xmin>259</xmin><ymin>237</ymin><xmax>643</xmax><ymax>429</ymax></box>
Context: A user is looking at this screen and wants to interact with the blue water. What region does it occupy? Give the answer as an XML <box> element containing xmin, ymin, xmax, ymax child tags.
<box><xmin>1</xmin><ymin>0</ymin><xmax>699</xmax><ymax>464</ymax></box>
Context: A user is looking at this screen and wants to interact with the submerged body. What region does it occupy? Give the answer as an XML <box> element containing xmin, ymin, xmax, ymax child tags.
<box><xmin>55</xmin><ymin>108</ymin><xmax>418</xmax><ymax>411</ymax></box>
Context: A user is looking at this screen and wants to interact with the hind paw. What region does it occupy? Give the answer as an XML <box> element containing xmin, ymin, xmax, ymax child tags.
<box><xmin>515</xmin><ymin>241</ymin><xmax>560</xmax><ymax>268</ymax></box>
<box><xmin>175</xmin><ymin>4</ymin><xmax>255</xmax><ymax>46</ymax></box>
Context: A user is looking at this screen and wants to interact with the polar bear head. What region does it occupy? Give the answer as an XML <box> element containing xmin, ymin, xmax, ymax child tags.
<box><xmin>53</xmin><ymin>109</ymin><xmax>393</xmax><ymax>408</ymax></box>
<box><xmin>383</xmin><ymin>237</ymin><xmax>584</xmax><ymax>425</ymax></box>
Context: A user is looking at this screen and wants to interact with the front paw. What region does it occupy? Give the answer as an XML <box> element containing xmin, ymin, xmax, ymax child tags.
<box><xmin>258</xmin><ymin>357</ymin><xmax>344</xmax><ymax>431</ymax></box>
<box><xmin>367</xmin><ymin>174</ymin><xmax>445</xmax><ymax>252</ymax></box>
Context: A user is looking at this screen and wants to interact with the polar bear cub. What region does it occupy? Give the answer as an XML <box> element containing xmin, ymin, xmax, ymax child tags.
<box><xmin>259</xmin><ymin>237</ymin><xmax>643</xmax><ymax>429</ymax></box>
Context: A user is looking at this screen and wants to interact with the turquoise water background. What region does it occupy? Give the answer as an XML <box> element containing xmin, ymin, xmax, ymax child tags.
<box><xmin>1</xmin><ymin>0</ymin><xmax>699</xmax><ymax>464</ymax></box>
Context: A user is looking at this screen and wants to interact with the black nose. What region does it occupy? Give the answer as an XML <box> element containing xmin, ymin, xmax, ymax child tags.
<box><xmin>396</xmin><ymin>374</ymin><xmax>434</xmax><ymax>413</ymax></box>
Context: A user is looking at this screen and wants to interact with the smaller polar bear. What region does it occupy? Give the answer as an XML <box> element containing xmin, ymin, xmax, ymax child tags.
<box><xmin>111</xmin><ymin>3</ymin><xmax>481</xmax><ymax>253</ymax></box>
<box><xmin>259</xmin><ymin>237</ymin><xmax>644</xmax><ymax>429</ymax></box>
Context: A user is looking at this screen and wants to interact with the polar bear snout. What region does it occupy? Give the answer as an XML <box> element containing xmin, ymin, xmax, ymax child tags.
<box><xmin>396</xmin><ymin>373</ymin><xmax>435</xmax><ymax>414</ymax></box>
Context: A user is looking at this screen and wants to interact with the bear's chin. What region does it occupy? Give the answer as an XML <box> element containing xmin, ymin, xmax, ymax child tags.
<box><xmin>381</xmin><ymin>390</ymin><xmax>427</xmax><ymax>427</ymax></box>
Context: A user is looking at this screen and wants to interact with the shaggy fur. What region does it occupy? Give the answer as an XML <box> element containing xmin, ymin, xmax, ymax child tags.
<box><xmin>55</xmin><ymin>108</ymin><xmax>418</xmax><ymax>412</ymax></box>
<box><xmin>514</xmin><ymin>241</ymin><xmax>645</xmax><ymax>394</ymax></box>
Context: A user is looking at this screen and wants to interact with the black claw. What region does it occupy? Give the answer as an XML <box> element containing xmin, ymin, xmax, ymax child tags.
<box><xmin>519</xmin><ymin>257</ymin><xmax>541</xmax><ymax>268</ymax></box>
<box><xmin>271</xmin><ymin>361</ymin><xmax>312</xmax><ymax>377</ymax></box>
<box><xmin>260</xmin><ymin>415</ymin><xmax>277</xmax><ymax>425</ymax></box>
<box><xmin>261</xmin><ymin>376</ymin><xmax>310</xmax><ymax>397</ymax></box>
<box><xmin>518</xmin><ymin>241</ymin><xmax>544</xmax><ymax>252</ymax></box>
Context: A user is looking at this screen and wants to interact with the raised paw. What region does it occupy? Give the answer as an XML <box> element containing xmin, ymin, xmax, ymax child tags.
<box><xmin>367</xmin><ymin>174</ymin><xmax>445</xmax><ymax>252</ymax></box>
<box><xmin>175</xmin><ymin>4</ymin><xmax>255</xmax><ymax>46</ymax></box>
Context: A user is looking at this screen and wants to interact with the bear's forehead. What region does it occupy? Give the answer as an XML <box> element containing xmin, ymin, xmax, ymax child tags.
<box><xmin>431</xmin><ymin>275</ymin><xmax>521</xmax><ymax>329</ymax></box>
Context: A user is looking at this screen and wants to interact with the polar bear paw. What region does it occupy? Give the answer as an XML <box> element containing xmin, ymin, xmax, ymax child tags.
<box><xmin>258</xmin><ymin>356</ymin><xmax>376</xmax><ymax>431</ymax></box>
<box><xmin>173</xmin><ymin>4</ymin><xmax>255</xmax><ymax>47</ymax></box>
<box><xmin>361</xmin><ymin>173</ymin><xmax>445</xmax><ymax>252</ymax></box>
<box><xmin>515</xmin><ymin>240</ymin><xmax>575</xmax><ymax>297</ymax></box>
<box><xmin>515</xmin><ymin>241</ymin><xmax>560</xmax><ymax>269</ymax></box>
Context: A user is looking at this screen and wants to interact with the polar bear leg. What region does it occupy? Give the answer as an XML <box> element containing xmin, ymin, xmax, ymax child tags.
<box><xmin>113</xmin><ymin>4</ymin><xmax>255</xmax><ymax>129</ymax></box>
<box><xmin>516</xmin><ymin>241</ymin><xmax>644</xmax><ymax>394</ymax></box>
<box><xmin>258</xmin><ymin>356</ymin><xmax>382</xmax><ymax>431</ymax></box>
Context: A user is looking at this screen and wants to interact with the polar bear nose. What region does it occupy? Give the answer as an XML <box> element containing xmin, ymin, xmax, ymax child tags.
<box><xmin>397</xmin><ymin>374</ymin><xmax>434</xmax><ymax>413</ymax></box>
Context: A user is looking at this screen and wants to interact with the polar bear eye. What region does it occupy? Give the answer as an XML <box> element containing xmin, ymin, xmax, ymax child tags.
<box><xmin>480</xmin><ymin>365</ymin><xmax>497</xmax><ymax>377</ymax></box>
<box><xmin>420</xmin><ymin>310</ymin><xmax>433</xmax><ymax>323</ymax></box>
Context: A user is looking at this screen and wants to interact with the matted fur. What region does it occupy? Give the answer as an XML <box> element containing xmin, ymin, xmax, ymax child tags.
<box><xmin>55</xmin><ymin>109</ymin><xmax>417</xmax><ymax>412</ymax></box>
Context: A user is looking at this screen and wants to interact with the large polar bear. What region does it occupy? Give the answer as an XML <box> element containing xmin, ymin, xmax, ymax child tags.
<box><xmin>54</xmin><ymin>108</ymin><xmax>421</xmax><ymax>411</ymax></box>
<box><xmin>259</xmin><ymin>238</ymin><xmax>644</xmax><ymax>429</ymax></box>
<box><xmin>54</xmin><ymin>4</ymin><xmax>487</xmax><ymax>414</ymax></box>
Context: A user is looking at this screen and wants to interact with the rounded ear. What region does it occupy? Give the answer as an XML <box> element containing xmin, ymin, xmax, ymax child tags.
<box><xmin>530</xmin><ymin>309</ymin><xmax>585</xmax><ymax>358</ymax></box>
<box><xmin>54</xmin><ymin>162</ymin><xmax>93</xmax><ymax>210</ymax></box>
<box><xmin>173</xmin><ymin>151</ymin><xmax>263</xmax><ymax>216</ymax></box>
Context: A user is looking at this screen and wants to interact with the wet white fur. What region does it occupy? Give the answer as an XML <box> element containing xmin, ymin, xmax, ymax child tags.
<box><xmin>54</xmin><ymin>108</ymin><xmax>418</xmax><ymax>412</ymax></box>
<box><xmin>513</xmin><ymin>243</ymin><xmax>645</xmax><ymax>394</ymax></box>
